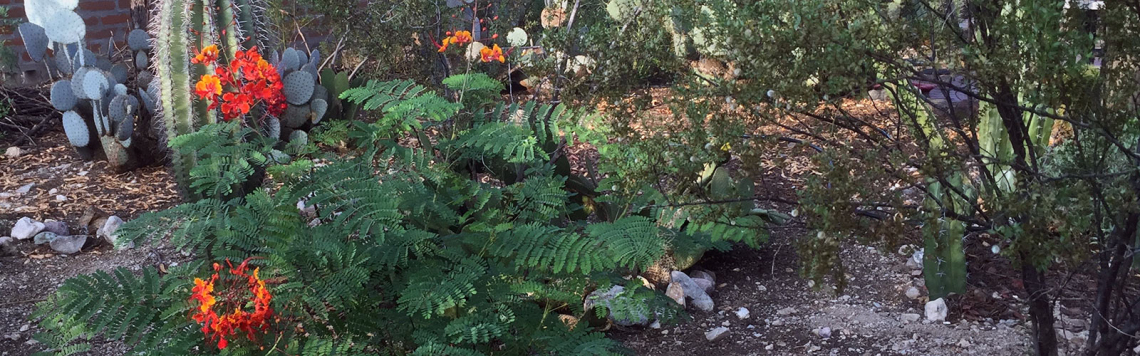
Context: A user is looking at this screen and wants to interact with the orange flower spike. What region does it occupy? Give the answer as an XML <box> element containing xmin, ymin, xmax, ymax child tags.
<box><xmin>437</xmin><ymin>37</ymin><xmax>452</xmax><ymax>53</ymax></box>
<box><xmin>192</xmin><ymin>45</ymin><xmax>219</xmax><ymax>65</ymax></box>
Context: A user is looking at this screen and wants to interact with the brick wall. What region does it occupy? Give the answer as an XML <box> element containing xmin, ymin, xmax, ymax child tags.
<box><xmin>0</xmin><ymin>0</ymin><xmax>140</xmax><ymax>83</ymax></box>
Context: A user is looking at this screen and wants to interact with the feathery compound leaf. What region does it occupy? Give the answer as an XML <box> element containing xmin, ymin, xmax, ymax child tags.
<box><xmin>587</xmin><ymin>216</ymin><xmax>667</xmax><ymax>272</ymax></box>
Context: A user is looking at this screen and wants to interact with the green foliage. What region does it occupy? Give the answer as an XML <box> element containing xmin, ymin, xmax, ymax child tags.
<box><xmin>36</xmin><ymin>68</ymin><xmax>771</xmax><ymax>354</ymax></box>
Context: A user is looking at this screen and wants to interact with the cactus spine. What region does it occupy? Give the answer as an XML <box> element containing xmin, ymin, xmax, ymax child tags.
<box><xmin>151</xmin><ymin>0</ymin><xmax>269</xmax><ymax>198</ymax></box>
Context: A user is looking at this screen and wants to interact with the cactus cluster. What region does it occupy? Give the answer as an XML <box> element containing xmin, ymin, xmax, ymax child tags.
<box><xmin>19</xmin><ymin>5</ymin><xmax>158</xmax><ymax>172</ymax></box>
<box><xmin>150</xmin><ymin>0</ymin><xmax>270</xmax><ymax>194</ymax></box>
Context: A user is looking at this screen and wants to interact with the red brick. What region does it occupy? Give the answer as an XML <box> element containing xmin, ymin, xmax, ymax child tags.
<box><xmin>88</xmin><ymin>28</ymin><xmax>114</xmax><ymax>39</ymax></box>
<box><xmin>101</xmin><ymin>14</ymin><xmax>132</xmax><ymax>26</ymax></box>
<box><xmin>79</xmin><ymin>0</ymin><xmax>119</xmax><ymax>11</ymax></box>
<box><xmin>6</xmin><ymin>6</ymin><xmax>24</xmax><ymax>19</ymax></box>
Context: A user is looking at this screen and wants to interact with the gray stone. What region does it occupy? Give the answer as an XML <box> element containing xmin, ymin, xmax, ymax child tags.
<box><xmin>705</xmin><ymin>326</ymin><xmax>729</xmax><ymax>342</ymax></box>
<box><xmin>776</xmin><ymin>307</ymin><xmax>796</xmax><ymax>316</ymax></box>
<box><xmin>0</xmin><ymin>236</ymin><xmax>16</xmax><ymax>256</ymax></box>
<box><xmin>671</xmin><ymin>271</ymin><xmax>714</xmax><ymax>312</ymax></box>
<box><xmin>901</xmin><ymin>313</ymin><xmax>921</xmax><ymax>323</ymax></box>
<box><xmin>11</xmin><ymin>217</ymin><xmax>45</xmax><ymax>240</ymax></box>
<box><xmin>33</xmin><ymin>232</ymin><xmax>59</xmax><ymax>245</ymax></box>
<box><xmin>42</xmin><ymin>221</ymin><xmax>69</xmax><ymax>235</ymax></box>
<box><xmin>49</xmin><ymin>235</ymin><xmax>86</xmax><ymax>254</ymax></box>
<box><xmin>693</xmin><ymin>277</ymin><xmax>715</xmax><ymax>294</ymax></box>
<box><xmin>5</xmin><ymin>147</ymin><xmax>21</xmax><ymax>158</ymax></box>
<box><xmin>690</xmin><ymin>270</ymin><xmax>716</xmax><ymax>284</ymax></box>
<box><xmin>925</xmin><ymin>298</ymin><xmax>948</xmax><ymax>322</ymax></box>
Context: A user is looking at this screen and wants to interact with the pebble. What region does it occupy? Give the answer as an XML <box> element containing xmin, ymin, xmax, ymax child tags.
<box><xmin>55</xmin><ymin>195</ymin><xmax>66</xmax><ymax>202</ymax></box>
<box><xmin>817</xmin><ymin>326</ymin><xmax>832</xmax><ymax>338</ymax></box>
<box><xmin>704</xmin><ymin>327</ymin><xmax>729</xmax><ymax>342</ymax></box>
<box><xmin>735</xmin><ymin>307</ymin><xmax>750</xmax><ymax>319</ymax></box>
<box><xmin>100</xmin><ymin>216</ymin><xmax>132</xmax><ymax>250</ymax></box>
<box><xmin>18</xmin><ymin>325</ymin><xmax>28</xmax><ymax>332</ymax></box>
<box><xmin>776</xmin><ymin>307</ymin><xmax>796</xmax><ymax>316</ymax></box>
<box><xmin>957</xmin><ymin>339</ymin><xmax>971</xmax><ymax>348</ymax></box>
<box><xmin>911</xmin><ymin>270</ymin><xmax>923</xmax><ymax>276</ymax></box>
<box><xmin>693</xmin><ymin>277</ymin><xmax>715</xmax><ymax>294</ymax></box>
<box><xmin>765</xmin><ymin>344</ymin><xmax>774</xmax><ymax>350</ymax></box>
<box><xmin>48</xmin><ymin>188</ymin><xmax>58</xmax><ymax>195</ymax></box>
<box><xmin>4</xmin><ymin>147</ymin><xmax>20</xmax><ymax>158</ymax></box>
<box><xmin>925</xmin><ymin>298</ymin><xmax>948</xmax><ymax>322</ymax></box>
<box><xmin>758</xmin><ymin>285</ymin><xmax>767</xmax><ymax>292</ymax></box>
<box><xmin>906</xmin><ymin>286</ymin><xmax>921</xmax><ymax>299</ymax></box>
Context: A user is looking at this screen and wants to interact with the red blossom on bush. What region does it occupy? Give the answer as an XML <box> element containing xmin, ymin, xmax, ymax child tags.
<box><xmin>191</xmin><ymin>46</ymin><xmax>286</xmax><ymax>121</ymax></box>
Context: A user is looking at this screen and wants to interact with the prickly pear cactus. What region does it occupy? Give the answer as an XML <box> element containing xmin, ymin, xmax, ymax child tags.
<box><xmin>19</xmin><ymin>7</ymin><xmax>160</xmax><ymax>172</ymax></box>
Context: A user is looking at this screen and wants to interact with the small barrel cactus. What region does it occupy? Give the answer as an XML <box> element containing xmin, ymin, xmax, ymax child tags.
<box><xmin>19</xmin><ymin>7</ymin><xmax>160</xmax><ymax>172</ymax></box>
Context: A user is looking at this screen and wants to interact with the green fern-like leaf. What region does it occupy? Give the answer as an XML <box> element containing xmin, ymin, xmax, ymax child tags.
<box><xmin>586</xmin><ymin>216</ymin><xmax>667</xmax><ymax>272</ymax></box>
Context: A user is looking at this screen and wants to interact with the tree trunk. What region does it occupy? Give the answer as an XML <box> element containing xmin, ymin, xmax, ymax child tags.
<box><xmin>1021</xmin><ymin>254</ymin><xmax>1059</xmax><ymax>356</ymax></box>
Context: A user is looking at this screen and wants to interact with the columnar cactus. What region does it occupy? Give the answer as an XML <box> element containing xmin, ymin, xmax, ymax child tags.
<box><xmin>18</xmin><ymin>5</ymin><xmax>160</xmax><ymax>172</ymax></box>
<box><xmin>150</xmin><ymin>0</ymin><xmax>270</xmax><ymax>195</ymax></box>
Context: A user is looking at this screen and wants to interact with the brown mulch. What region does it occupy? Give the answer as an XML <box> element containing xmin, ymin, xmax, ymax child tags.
<box><xmin>0</xmin><ymin>131</ymin><xmax>179</xmax><ymax>225</ymax></box>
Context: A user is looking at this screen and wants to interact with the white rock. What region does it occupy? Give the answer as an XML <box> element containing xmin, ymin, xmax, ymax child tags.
<box><xmin>901</xmin><ymin>313</ymin><xmax>921</xmax><ymax>323</ymax></box>
<box><xmin>5</xmin><ymin>147</ymin><xmax>21</xmax><ymax>158</ymax></box>
<box><xmin>925</xmin><ymin>298</ymin><xmax>948</xmax><ymax>322</ymax></box>
<box><xmin>55</xmin><ymin>195</ymin><xmax>66</xmax><ymax>202</ymax></box>
<box><xmin>765</xmin><ymin>344</ymin><xmax>774</xmax><ymax>350</ymax></box>
<box><xmin>776</xmin><ymin>307</ymin><xmax>796</xmax><ymax>316</ymax></box>
<box><xmin>735</xmin><ymin>307</ymin><xmax>750</xmax><ymax>319</ymax></box>
<box><xmin>957</xmin><ymin>339</ymin><xmax>971</xmax><ymax>348</ymax></box>
<box><xmin>99</xmin><ymin>216</ymin><xmax>131</xmax><ymax>249</ymax></box>
<box><xmin>11</xmin><ymin>217</ymin><xmax>45</xmax><ymax>240</ymax></box>
<box><xmin>906</xmin><ymin>287</ymin><xmax>921</xmax><ymax>299</ymax></box>
<box><xmin>705</xmin><ymin>327</ymin><xmax>729</xmax><ymax>342</ymax></box>
<box><xmin>690</xmin><ymin>270</ymin><xmax>716</xmax><ymax>284</ymax></box>
<box><xmin>19</xmin><ymin>325</ymin><xmax>28</xmax><ymax>332</ymax></box>
<box><xmin>583</xmin><ymin>285</ymin><xmax>651</xmax><ymax>326</ymax></box>
<box><xmin>48</xmin><ymin>188</ymin><xmax>58</xmax><ymax>194</ymax></box>
<box><xmin>649</xmin><ymin>320</ymin><xmax>661</xmax><ymax>329</ymax></box>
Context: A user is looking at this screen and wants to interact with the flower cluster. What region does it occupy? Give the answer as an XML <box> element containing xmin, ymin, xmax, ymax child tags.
<box><xmin>189</xmin><ymin>259</ymin><xmax>273</xmax><ymax>350</ymax></box>
<box><xmin>437</xmin><ymin>30</ymin><xmax>473</xmax><ymax>52</ymax></box>
<box><xmin>192</xmin><ymin>45</ymin><xmax>287</xmax><ymax>121</ymax></box>
<box><xmin>480</xmin><ymin>44</ymin><xmax>505</xmax><ymax>63</ymax></box>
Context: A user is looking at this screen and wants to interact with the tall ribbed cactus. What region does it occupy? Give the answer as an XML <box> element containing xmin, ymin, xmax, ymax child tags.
<box><xmin>893</xmin><ymin>83</ymin><xmax>969</xmax><ymax>299</ymax></box>
<box><xmin>977</xmin><ymin>99</ymin><xmax>1055</xmax><ymax>193</ymax></box>
<box><xmin>150</xmin><ymin>0</ymin><xmax>270</xmax><ymax>198</ymax></box>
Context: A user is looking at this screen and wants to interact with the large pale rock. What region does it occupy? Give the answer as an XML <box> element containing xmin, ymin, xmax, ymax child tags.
<box><xmin>693</xmin><ymin>278</ymin><xmax>715</xmax><ymax>294</ymax></box>
<box><xmin>99</xmin><ymin>216</ymin><xmax>131</xmax><ymax>249</ymax></box>
<box><xmin>49</xmin><ymin>235</ymin><xmax>86</xmax><ymax>254</ymax></box>
<box><xmin>11</xmin><ymin>217</ymin><xmax>45</xmax><ymax>240</ymax></box>
<box><xmin>670</xmin><ymin>271</ymin><xmax>714</xmax><ymax>312</ymax></box>
<box><xmin>42</xmin><ymin>221</ymin><xmax>69</xmax><ymax>235</ymax></box>
<box><xmin>925</xmin><ymin>298</ymin><xmax>948</xmax><ymax>322</ymax></box>
<box><xmin>5</xmin><ymin>147</ymin><xmax>20</xmax><ymax>158</ymax></box>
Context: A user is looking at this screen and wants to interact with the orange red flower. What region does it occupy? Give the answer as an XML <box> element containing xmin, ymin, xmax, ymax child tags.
<box><xmin>195</xmin><ymin>75</ymin><xmax>222</xmax><ymax>101</ymax></box>
<box><xmin>192</xmin><ymin>46</ymin><xmax>286</xmax><ymax>121</ymax></box>
<box><xmin>192</xmin><ymin>45</ymin><xmax>219</xmax><ymax>65</ymax></box>
<box><xmin>480</xmin><ymin>44</ymin><xmax>505</xmax><ymax>63</ymax></box>
<box><xmin>437</xmin><ymin>30</ymin><xmax>473</xmax><ymax>52</ymax></box>
<box><xmin>188</xmin><ymin>258</ymin><xmax>273</xmax><ymax>350</ymax></box>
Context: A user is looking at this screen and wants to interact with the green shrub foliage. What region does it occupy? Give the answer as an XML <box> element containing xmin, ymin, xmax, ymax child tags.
<box><xmin>32</xmin><ymin>72</ymin><xmax>771</xmax><ymax>354</ymax></box>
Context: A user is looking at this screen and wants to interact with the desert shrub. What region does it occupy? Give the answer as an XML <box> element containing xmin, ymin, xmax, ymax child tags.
<box><xmin>29</xmin><ymin>68</ymin><xmax>773</xmax><ymax>354</ymax></box>
<box><xmin>643</xmin><ymin>0</ymin><xmax>1140</xmax><ymax>354</ymax></box>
